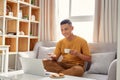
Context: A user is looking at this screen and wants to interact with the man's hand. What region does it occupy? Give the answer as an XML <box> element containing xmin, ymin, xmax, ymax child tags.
<box><xmin>48</xmin><ymin>53</ymin><xmax>57</xmax><ymax>61</ymax></box>
<box><xmin>70</xmin><ymin>50</ymin><xmax>79</xmax><ymax>56</ymax></box>
<box><xmin>69</xmin><ymin>49</ymin><xmax>91</xmax><ymax>62</ymax></box>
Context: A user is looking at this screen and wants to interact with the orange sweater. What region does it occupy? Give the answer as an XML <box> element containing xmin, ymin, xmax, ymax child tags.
<box><xmin>54</xmin><ymin>35</ymin><xmax>91</xmax><ymax>66</ymax></box>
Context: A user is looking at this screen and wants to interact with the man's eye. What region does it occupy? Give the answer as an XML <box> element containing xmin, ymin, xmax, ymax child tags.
<box><xmin>61</xmin><ymin>28</ymin><xmax>68</xmax><ymax>31</ymax></box>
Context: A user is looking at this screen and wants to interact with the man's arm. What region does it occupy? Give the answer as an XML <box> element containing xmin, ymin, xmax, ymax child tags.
<box><xmin>70</xmin><ymin>50</ymin><xmax>91</xmax><ymax>62</ymax></box>
<box><xmin>77</xmin><ymin>53</ymin><xmax>91</xmax><ymax>62</ymax></box>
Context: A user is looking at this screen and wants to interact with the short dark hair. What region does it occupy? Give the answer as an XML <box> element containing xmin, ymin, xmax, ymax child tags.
<box><xmin>60</xmin><ymin>19</ymin><xmax>72</xmax><ymax>26</ymax></box>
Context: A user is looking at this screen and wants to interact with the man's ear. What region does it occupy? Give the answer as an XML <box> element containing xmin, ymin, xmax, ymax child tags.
<box><xmin>71</xmin><ymin>26</ymin><xmax>74</xmax><ymax>30</ymax></box>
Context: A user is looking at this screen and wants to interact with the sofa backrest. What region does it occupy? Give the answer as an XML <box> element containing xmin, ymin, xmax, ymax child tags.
<box><xmin>88</xmin><ymin>43</ymin><xmax>117</xmax><ymax>53</ymax></box>
<box><xmin>33</xmin><ymin>41</ymin><xmax>117</xmax><ymax>59</ymax></box>
<box><xmin>34</xmin><ymin>41</ymin><xmax>117</xmax><ymax>54</ymax></box>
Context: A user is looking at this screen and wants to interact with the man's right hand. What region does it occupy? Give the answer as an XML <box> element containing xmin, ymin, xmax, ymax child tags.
<box><xmin>48</xmin><ymin>53</ymin><xmax>57</xmax><ymax>61</ymax></box>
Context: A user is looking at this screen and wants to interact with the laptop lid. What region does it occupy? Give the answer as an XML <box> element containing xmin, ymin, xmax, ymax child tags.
<box><xmin>20</xmin><ymin>57</ymin><xmax>46</xmax><ymax>76</ymax></box>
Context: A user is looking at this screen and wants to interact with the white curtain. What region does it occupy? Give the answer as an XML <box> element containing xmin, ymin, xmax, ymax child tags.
<box><xmin>93</xmin><ymin>0</ymin><xmax>118</xmax><ymax>43</ymax></box>
<box><xmin>40</xmin><ymin>0</ymin><xmax>56</xmax><ymax>41</ymax></box>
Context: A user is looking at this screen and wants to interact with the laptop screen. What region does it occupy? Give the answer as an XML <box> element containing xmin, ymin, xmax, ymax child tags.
<box><xmin>20</xmin><ymin>57</ymin><xmax>46</xmax><ymax>76</ymax></box>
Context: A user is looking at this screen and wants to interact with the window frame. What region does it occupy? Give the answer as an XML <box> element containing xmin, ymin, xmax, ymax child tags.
<box><xmin>69</xmin><ymin>0</ymin><xmax>94</xmax><ymax>22</ymax></box>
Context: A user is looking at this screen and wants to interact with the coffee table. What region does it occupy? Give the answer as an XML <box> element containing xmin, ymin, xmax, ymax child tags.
<box><xmin>0</xmin><ymin>70</ymin><xmax>96</xmax><ymax>80</ymax></box>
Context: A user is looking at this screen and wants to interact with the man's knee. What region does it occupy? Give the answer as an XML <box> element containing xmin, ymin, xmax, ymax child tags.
<box><xmin>43</xmin><ymin>60</ymin><xmax>64</xmax><ymax>73</ymax></box>
<box><xmin>70</xmin><ymin>66</ymin><xmax>84</xmax><ymax>76</ymax></box>
<box><xmin>61</xmin><ymin>66</ymin><xmax>84</xmax><ymax>76</ymax></box>
<box><xmin>43</xmin><ymin>60</ymin><xmax>52</xmax><ymax>68</ymax></box>
<box><xmin>43</xmin><ymin>60</ymin><xmax>56</xmax><ymax>70</ymax></box>
<box><xmin>72</xmin><ymin>66</ymin><xmax>84</xmax><ymax>71</ymax></box>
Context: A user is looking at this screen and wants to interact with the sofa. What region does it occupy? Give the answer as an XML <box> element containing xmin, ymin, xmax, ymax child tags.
<box><xmin>20</xmin><ymin>41</ymin><xmax>117</xmax><ymax>80</ymax></box>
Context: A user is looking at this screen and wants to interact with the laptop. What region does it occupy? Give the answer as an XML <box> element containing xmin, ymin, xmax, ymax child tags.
<box><xmin>20</xmin><ymin>57</ymin><xmax>49</xmax><ymax>76</ymax></box>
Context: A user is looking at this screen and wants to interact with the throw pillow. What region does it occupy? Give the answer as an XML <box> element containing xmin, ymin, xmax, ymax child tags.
<box><xmin>88</xmin><ymin>52</ymin><xmax>115</xmax><ymax>74</ymax></box>
<box><xmin>37</xmin><ymin>47</ymin><xmax>55</xmax><ymax>59</ymax></box>
<box><xmin>28</xmin><ymin>51</ymin><xmax>36</xmax><ymax>58</ymax></box>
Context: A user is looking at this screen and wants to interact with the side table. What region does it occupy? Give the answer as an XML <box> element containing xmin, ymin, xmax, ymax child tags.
<box><xmin>0</xmin><ymin>45</ymin><xmax>10</xmax><ymax>73</ymax></box>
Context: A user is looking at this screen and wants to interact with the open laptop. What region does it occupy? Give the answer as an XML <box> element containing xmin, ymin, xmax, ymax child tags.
<box><xmin>20</xmin><ymin>57</ymin><xmax>49</xmax><ymax>76</ymax></box>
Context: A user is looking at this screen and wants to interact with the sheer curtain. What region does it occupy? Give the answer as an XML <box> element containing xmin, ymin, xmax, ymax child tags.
<box><xmin>93</xmin><ymin>0</ymin><xmax>118</xmax><ymax>43</ymax></box>
<box><xmin>40</xmin><ymin>0</ymin><xmax>56</xmax><ymax>41</ymax></box>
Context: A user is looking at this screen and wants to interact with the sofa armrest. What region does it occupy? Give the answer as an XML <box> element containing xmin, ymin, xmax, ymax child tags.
<box><xmin>108</xmin><ymin>59</ymin><xmax>117</xmax><ymax>80</ymax></box>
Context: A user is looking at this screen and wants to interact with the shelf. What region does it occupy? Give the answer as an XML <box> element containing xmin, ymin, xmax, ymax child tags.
<box><xmin>30</xmin><ymin>36</ymin><xmax>38</xmax><ymax>38</ymax></box>
<box><xmin>5</xmin><ymin>19</ymin><xmax>17</xmax><ymax>35</ymax></box>
<box><xmin>20</xmin><ymin>3</ymin><xmax>30</xmax><ymax>20</ymax></box>
<box><xmin>9</xmin><ymin>52</ymin><xmax>17</xmax><ymax>55</ymax></box>
<box><xmin>19</xmin><ymin>21</ymin><xmax>28</xmax><ymax>35</ymax></box>
<box><xmin>0</xmin><ymin>0</ymin><xmax>4</xmax><ymax>16</ymax></box>
<box><xmin>18</xmin><ymin>35</ymin><xmax>28</xmax><ymax>37</ymax></box>
<box><xmin>30</xmin><ymin>38</ymin><xmax>38</xmax><ymax>51</ymax></box>
<box><xmin>4</xmin><ymin>35</ymin><xmax>17</xmax><ymax>38</ymax></box>
<box><xmin>5</xmin><ymin>37</ymin><xmax>16</xmax><ymax>52</ymax></box>
<box><xmin>19</xmin><ymin>0</ymin><xmax>30</xmax><ymax>5</ymax></box>
<box><xmin>31</xmin><ymin>5</ymin><xmax>40</xmax><ymax>9</ymax></box>
<box><xmin>30</xmin><ymin>22</ymin><xmax>38</xmax><ymax>36</ymax></box>
<box><xmin>0</xmin><ymin>0</ymin><xmax>40</xmax><ymax>71</ymax></box>
<box><xmin>31</xmin><ymin>7</ymin><xmax>40</xmax><ymax>21</ymax></box>
<box><xmin>30</xmin><ymin>20</ymin><xmax>39</xmax><ymax>23</ymax></box>
<box><xmin>0</xmin><ymin>36</ymin><xmax>2</xmax><ymax>45</ymax></box>
<box><xmin>18</xmin><ymin>37</ymin><xmax>28</xmax><ymax>52</ymax></box>
<box><xmin>5</xmin><ymin>16</ymin><xmax>18</xmax><ymax>19</ymax></box>
<box><xmin>19</xmin><ymin>19</ymin><xmax>29</xmax><ymax>22</ymax></box>
<box><xmin>7</xmin><ymin>0</ymin><xmax>17</xmax><ymax>3</ymax></box>
<box><xmin>6</xmin><ymin>1</ymin><xmax>18</xmax><ymax>17</ymax></box>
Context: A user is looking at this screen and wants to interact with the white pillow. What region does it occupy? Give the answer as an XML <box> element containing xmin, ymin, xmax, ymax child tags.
<box><xmin>88</xmin><ymin>52</ymin><xmax>115</xmax><ymax>74</ymax></box>
<box><xmin>28</xmin><ymin>51</ymin><xmax>36</xmax><ymax>58</ymax></box>
<box><xmin>37</xmin><ymin>47</ymin><xmax>55</xmax><ymax>59</ymax></box>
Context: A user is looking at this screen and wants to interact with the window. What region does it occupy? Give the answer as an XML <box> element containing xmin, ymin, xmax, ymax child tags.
<box><xmin>70</xmin><ymin>0</ymin><xmax>95</xmax><ymax>16</ymax></box>
<box><xmin>55</xmin><ymin>0</ymin><xmax>95</xmax><ymax>42</ymax></box>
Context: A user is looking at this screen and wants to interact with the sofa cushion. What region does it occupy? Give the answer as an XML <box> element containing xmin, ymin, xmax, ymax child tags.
<box><xmin>88</xmin><ymin>52</ymin><xmax>115</xmax><ymax>74</ymax></box>
<box><xmin>37</xmin><ymin>46</ymin><xmax>55</xmax><ymax>59</ymax></box>
<box><xmin>83</xmin><ymin>72</ymin><xmax>108</xmax><ymax>80</ymax></box>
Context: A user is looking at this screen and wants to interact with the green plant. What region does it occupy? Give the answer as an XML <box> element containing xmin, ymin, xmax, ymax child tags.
<box><xmin>23</xmin><ymin>15</ymin><xmax>29</xmax><ymax>19</ymax></box>
<box><xmin>31</xmin><ymin>0</ymin><xmax>35</xmax><ymax>5</ymax></box>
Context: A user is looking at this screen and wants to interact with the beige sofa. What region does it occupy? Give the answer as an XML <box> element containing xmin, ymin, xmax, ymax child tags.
<box><xmin>23</xmin><ymin>41</ymin><xmax>117</xmax><ymax>80</ymax></box>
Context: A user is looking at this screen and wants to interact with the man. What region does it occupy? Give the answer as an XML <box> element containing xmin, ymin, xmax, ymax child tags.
<box><xmin>43</xmin><ymin>19</ymin><xmax>91</xmax><ymax>76</ymax></box>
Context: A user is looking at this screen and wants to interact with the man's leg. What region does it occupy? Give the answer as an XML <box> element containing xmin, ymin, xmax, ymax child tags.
<box><xmin>61</xmin><ymin>66</ymin><xmax>84</xmax><ymax>76</ymax></box>
<box><xmin>43</xmin><ymin>60</ymin><xmax>65</xmax><ymax>73</ymax></box>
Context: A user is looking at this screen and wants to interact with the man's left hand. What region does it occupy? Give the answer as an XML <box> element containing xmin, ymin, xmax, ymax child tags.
<box><xmin>70</xmin><ymin>50</ymin><xmax>80</xmax><ymax>56</ymax></box>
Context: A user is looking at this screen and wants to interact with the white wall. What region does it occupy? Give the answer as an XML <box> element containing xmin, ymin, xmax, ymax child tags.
<box><xmin>117</xmin><ymin>0</ymin><xmax>120</xmax><ymax>80</ymax></box>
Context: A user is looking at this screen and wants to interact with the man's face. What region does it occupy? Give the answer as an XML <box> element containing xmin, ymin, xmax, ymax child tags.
<box><xmin>61</xmin><ymin>24</ymin><xmax>73</xmax><ymax>38</ymax></box>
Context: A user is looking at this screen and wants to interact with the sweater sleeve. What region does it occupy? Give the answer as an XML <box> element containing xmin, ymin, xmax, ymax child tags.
<box><xmin>54</xmin><ymin>41</ymin><xmax>62</xmax><ymax>58</ymax></box>
<box><xmin>81</xmin><ymin>41</ymin><xmax>91</xmax><ymax>56</ymax></box>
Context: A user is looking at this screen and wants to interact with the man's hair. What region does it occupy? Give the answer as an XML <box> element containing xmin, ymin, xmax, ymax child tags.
<box><xmin>60</xmin><ymin>19</ymin><xmax>72</xmax><ymax>26</ymax></box>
